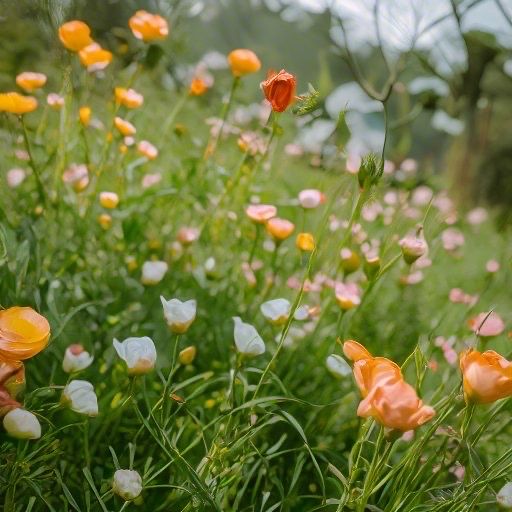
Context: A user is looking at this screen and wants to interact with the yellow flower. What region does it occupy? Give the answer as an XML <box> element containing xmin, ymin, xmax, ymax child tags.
<box><xmin>296</xmin><ymin>232</ymin><xmax>315</xmax><ymax>252</ymax></box>
<box><xmin>179</xmin><ymin>346</ymin><xmax>197</xmax><ymax>365</ymax></box>
<box><xmin>99</xmin><ymin>192</ymin><xmax>119</xmax><ymax>209</ymax></box>
<box><xmin>227</xmin><ymin>49</ymin><xmax>261</xmax><ymax>77</ymax></box>
<box><xmin>79</xmin><ymin>106</ymin><xmax>91</xmax><ymax>126</ymax></box>
<box><xmin>16</xmin><ymin>72</ymin><xmax>47</xmax><ymax>92</ymax></box>
<box><xmin>98</xmin><ymin>214</ymin><xmax>112</xmax><ymax>230</ymax></box>
<box><xmin>114</xmin><ymin>117</ymin><xmax>136</xmax><ymax>136</ymax></box>
<box><xmin>114</xmin><ymin>87</ymin><xmax>144</xmax><ymax>108</ymax></box>
<box><xmin>0</xmin><ymin>93</ymin><xmax>38</xmax><ymax>115</ymax></box>
<box><xmin>59</xmin><ymin>20</ymin><xmax>93</xmax><ymax>52</ymax></box>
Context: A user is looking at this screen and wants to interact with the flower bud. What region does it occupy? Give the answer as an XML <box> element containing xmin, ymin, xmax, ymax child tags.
<box><xmin>340</xmin><ymin>248</ymin><xmax>360</xmax><ymax>275</ymax></box>
<box><xmin>62</xmin><ymin>344</ymin><xmax>94</xmax><ymax>373</ymax></box>
<box><xmin>98</xmin><ymin>213</ymin><xmax>112</xmax><ymax>230</ymax></box>
<box><xmin>399</xmin><ymin>227</ymin><xmax>428</xmax><ymax>265</ymax></box>
<box><xmin>3</xmin><ymin>408</ymin><xmax>41</xmax><ymax>439</ymax></box>
<box><xmin>62</xmin><ymin>380</ymin><xmax>98</xmax><ymax>416</ymax></box>
<box><xmin>99</xmin><ymin>191</ymin><xmax>119</xmax><ymax>209</ymax></box>
<box><xmin>497</xmin><ymin>482</ymin><xmax>512</xmax><ymax>509</ymax></box>
<box><xmin>296</xmin><ymin>232</ymin><xmax>315</xmax><ymax>252</ymax></box>
<box><xmin>160</xmin><ymin>297</ymin><xmax>197</xmax><ymax>333</ymax></box>
<box><xmin>112</xmin><ymin>469</ymin><xmax>143</xmax><ymax>501</ymax></box>
<box><xmin>261</xmin><ymin>69</ymin><xmax>296</xmax><ymax>112</ymax></box>
<box><xmin>141</xmin><ymin>260</ymin><xmax>168</xmax><ymax>285</ymax></box>
<box><xmin>363</xmin><ymin>254</ymin><xmax>381</xmax><ymax>280</ymax></box>
<box><xmin>179</xmin><ymin>346</ymin><xmax>197</xmax><ymax>365</ymax></box>
<box><xmin>113</xmin><ymin>337</ymin><xmax>156</xmax><ymax>375</ymax></box>
<box><xmin>233</xmin><ymin>317</ymin><xmax>265</xmax><ymax>357</ymax></box>
<box><xmin>298</xmin><ymin>189</ymin><xmax>325</xmax><ymax>209</ymax></box>
<box><xmin>79</xmin><ymin>106</ymin><xmax>91</xmax><ymax>126</ymax></box>
<box><xmin>265</xmin><ymin>217</ymin><xmax>295</xmax><ymax>241</ymax></box>
<box><xmin>260</xmin><ymin>298</ymin><xmax>291</xmax><ymax>325</ymax></box>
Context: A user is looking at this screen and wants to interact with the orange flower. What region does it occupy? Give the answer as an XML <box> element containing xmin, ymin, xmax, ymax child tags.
<box><xmin>227</xmin><ymin>49</ymin><xmax>261</xmax><ymax>77</ymax></box>
<box><xmin>59</xmin><ymin>20</ymin><xmax>93</xmax><ymax>52</ymax></box>
<box><xmin>114</xmin><ymin>117</ymin><xmax>136</xmax><ymax>136</ymax></box>
<box><xmin>0</xmin><ymin>307</ymin><xmax>50</xmax><ymax>366</ymax></box>
<box><xmin>115</xmin><ymin>87</ymin><xmax>144</xmax><ymax>108</ymax></box>
<box><xmin>79</xmin><ymin>106</ymin><xmax>91</xmax><ymax>126</ymax></box>
<box><xmin>343</xmin><ymin>340</ymin><xmax>435</xmax><ymax>431</ymax></box>
<box><xmin>137</xmin><ymin>140</ymin><xmax>158</xmax><ymax>160</ymax></box>
<box><xmin>79</xmin><ymin>43</ymin><xmax>113</xmax><ymax>72</ymax></box>
<box><xmin>16</xmin><ymin>72</ymin><xmax>47</xmax><ymax>92</ymax></box>
<box><xmin>460</xmin><ymin>349</ymin><xmax>512</xmax><ymax>404</ymax></box>
<box><xmin>0</xmin><ymin>93</ymin><xmax>38</xmax><ymax>115</ymax></box>
<box><xmin>266</xmin><ymin>217</ymin><xmax>295</xmax><ymax>241</ymax></box>
<box><xmin>98</xmin><ymin>213</ymin><xmax>112</xmax><ymax>230</ymax></box>
<box><xmin>296</xmin><ymin>232</ymin><xmax>315</xmax><ymax>252</ymax></box>
<box><xmin>189</xmin><ymin>77</ymin><xmax>208</xmax><ymax>96</ymax></box>
<box><xmin>129</xmin><ymin>10</ymin><xmax>169</xmax><ymax>42</ymax></box>
<box><xmin>246</xmin><ymin>204</ymin><xmax>277</xmax><ymax>224</ymax></box>
<box><xmin>261</xmin><ymin>69</ymin><xmax>296</xmax><ymax>112</ymax></box>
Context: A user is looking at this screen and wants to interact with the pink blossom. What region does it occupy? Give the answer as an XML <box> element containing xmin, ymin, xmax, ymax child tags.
<box><xmin>469</xmin><ymin>312</ymin><xmax>505</xmax><ymax>337</ymax></box>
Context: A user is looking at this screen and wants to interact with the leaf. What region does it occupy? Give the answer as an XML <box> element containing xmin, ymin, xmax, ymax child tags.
<box><xmin>336</xmin><ymin>109</ymin><xmax>351</xmax><ymax>149</ymax></box>
<box><xmin>82</xmin><ymin>467</ymin><xmax>109</xmax><ymax>512</ymax></box>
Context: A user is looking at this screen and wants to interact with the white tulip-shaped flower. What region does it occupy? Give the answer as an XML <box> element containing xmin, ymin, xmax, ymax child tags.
<box><xmin>62</xmin><ymin>380</ymin><xmax>98</xmax><ymax>416</ymax></box>
<box><xmin>3</xmin><ymin>408</ymin><xmax>41</xmax><ymax>439</ymax></box>
<box><xmin>326</xmin><ymin>354</ymin><xmax>352</xmax><ymax>378</ymax></box>
<box><xmin>260</xmin><ymin>298</ymin><xmax>291</xmax><ymax>325</ymax></box>
<box><xmin>112</xmin><ymin>469</ymin><xmax>143</xmax><ymax>501</ymax></box>
<box><xmin>233</xmin><ymin>317</ymin><xmax>265</xmax><ymax>357</ymax></box>
<box><xmin>113</xmin><ymin>337</ymin><xmax>157</xmax><ymax>375</ymax></box>
<box><xmin>62</xmin><ymin>344</ymin><xmax>94</xmax><ymax>373</ymax></box>
<box><xmin>160</xmin><ymin>297</ymin><xmax>197</xmax><ymax>333</ymax></box>
<box><xmin>141</xmin><ymin>260</ymin><xmax>168</xmax><ymax>285</ymax></box>
<box><xmin>498</xmin><ymin>482</ymin><xmax>512</xmax><ymax>509</ymax></box>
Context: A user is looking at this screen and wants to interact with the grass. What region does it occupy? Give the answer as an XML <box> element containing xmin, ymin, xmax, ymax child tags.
<box><xmin>1</xmin><ymin>14</ymin><xmax>512</xmax><ymax>512</ymax></box>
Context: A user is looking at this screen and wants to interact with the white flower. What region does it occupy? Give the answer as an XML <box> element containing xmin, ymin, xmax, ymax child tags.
<box><xmin>141</xmin><ymin>261</ymin><xmax>168</xmax><ymax>285</ymax></box>
<box><xmin>62</xmin><ymin>380</ymin><xmax>98</xmax><ymax>416</ymax></box>
<box><xmin>298</xmin><ymin>189</ymin><xmax>325</xmax><ymax>209</ymax></box>
<box><xmin>112</xmin><ymin>469</ymin><xmax>143</xmax><ymax>501</ymax></box>
<box><xmin>233</xmin><ymin>317</ymin><xmax>265</xmax><ymax>357</ymax></box>
<box><xmin>497</xmin><ymin>482</ymin><xmax>512</xmax><ymax>509</ymax></box>
<box><xmin>7</xmin><ymin>168</ymin><xmax>26</xmax><ymax>188</ymax></box>
<box><xmin>113</xmin><ymin>337</ymin><xmax>157</xmax><ymax>375</ymax></box>
<box><xmin>326</xmin><ymin>354</ymin><xmax>352</xmax><ymax>378</ymax></box>
<box><xmin>260</xmin><ymin>299</ymin><xmax>291</xmax><ymax>325</ymax></box>
<box><xmin>62</xmin><ymin>344</ymin><xmax>94</xmax><ymax>373</ymax></box>
<box><xmin>3</xmin><ymin>408</ymin><xmax>41</xmax><ymax>439</ymax></box>
<box><xmin>160</xmin><ymin>297</ymin><xmax>197</xmax><ymax>333</ymax></box>
<box><xmin>293</xmin><ymin>305</ymin><xmax>310</xmax><ymax>321</ymax></box>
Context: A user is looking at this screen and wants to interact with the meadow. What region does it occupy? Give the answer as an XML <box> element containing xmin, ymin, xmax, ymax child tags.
<box><xmin>1</xmin><ymin>6</ymin><xmax>512</xmax><ymax>512</ymax></box>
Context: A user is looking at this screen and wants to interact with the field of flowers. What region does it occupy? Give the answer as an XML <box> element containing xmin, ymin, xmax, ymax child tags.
<box><xmin>1</xmin><ymin>7</ymin><xmax>512</xmax><ymax>512</ymax></box>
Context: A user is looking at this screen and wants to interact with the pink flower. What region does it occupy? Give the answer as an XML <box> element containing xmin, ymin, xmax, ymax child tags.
<box><xmin>466</xmin><ymin>207</ymin><xmax>488</xmax><ymax>225</ymax></box>
<box><xmin>6</xmin><ymin>168</ymin><xmax>26</xmax><ymax>188</ymax></box>
<box><xmin>486</xmin><ymin>259</ymin><xmax>500</xmax><ymax>273</ymax></box>
<box><xmin>441</xmin><ymin>228</ymin><xmax>465</xmax><ymax>252</ymax></box>
<box><xmin>298</xmin><ymin>189</ymin><xmax>325</xmax><ymax>209</ymax></box>
<box><xmin>141</xmin><ymin>173</ymin><xmax>162</xmax><ymax>188</ymax></box>
<box><xmin>346</xmin><ymin>154</ymin><xmax>361</xmax><ymax>174</ymax></box>
<box><xmin>177</xmin><ymin>227</ymin><xmax>200</xmax><ymax>245</ymax></box>
<box><xmin>411</xmin><ymin>186</ymin><xmax>433</xmax><ymax>206</ymax></box>
<box><xmin>246</xmin><ymin>204</ymin><xmax>277</xmax><ymax>224</ymax></box>
<box><xmin>468</xmin><ymin>312</ymin><xmax>505</xmax><ymax>337</ymax></box>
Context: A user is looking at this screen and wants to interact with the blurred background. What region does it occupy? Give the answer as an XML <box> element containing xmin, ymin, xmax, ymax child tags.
<box><xmin>1</xmin><ymin>0</ymin><xmax>511</xmax><ymax>221</ymax></box>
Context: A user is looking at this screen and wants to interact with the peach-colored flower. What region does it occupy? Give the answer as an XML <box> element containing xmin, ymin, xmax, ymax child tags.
<box><xmin>129</xmin><ymin>10</ymin><xmax>169</xmax><ymax>42</ymax></box>
<box><xmin>79</xmin><ymin>43</ymin><xmax>113</xmax><ymax>72</ymax></box>
<box><xmin>114</xmin><ymin>117</ymin><xmax>136</xmax><ymax>136</ymax></box>
<box><xmin>468</xmin><ymin>312</ymin><xmax>505</xmax><ymax>338</ymax></box>
<box><xmin>335</xmin><ymin>282</ymin><xmax>361</xmax><ymax>310</ymax></box>
<box><xmin>486</xmin><ymin>260</ymin><xmax>500</xmax><ymax>273</ymax></box>
<box><xmin>246</xmin><ymin>204</ymin><xmax>277</xmax><ymax>224</ymax></box>
<box><xmin>137</xmin><ymin>140</ymin><xmax>158</xmax><ymax>160</ymax></box>
<box><xmin>62</xmin><ymin>163</ymin><xmax>89</xmax><ymax>192</ymax></box>
<box><xmin>298</xmin><ymin>189</ymin><xmax>325</xmax><ymax>209</ymax></box>
<box><xmin>59</xmin><ymin>20</ymin><xmax>93</xmax><ymax>52</ymax></box>
<box><xmin>99</xmin><ymin>192</ymin><xmax>119</xmax><ymax>209</ymax></box>
<box><xmin>265</xmin><ymin>217</ymin><xmax>295</xmax><ymax>241</ymax></box>
<box><xmin>16</xmin><ymin>72</ymin><xmax>47</xmax><ymax>92</ymax></box>
<box><xmin>47</xmin><ymin>93</ymin><xmax>65</xmax><ymax>110</ymax></box>
<box><xmin>177</xmin><ymin>227</ymin><xmax>200</xmax><ymax>246</ymax></box>
<box><xmin>142</xmin><ymin>173</ymin><xmax>162</xmax><ymax>188</ymax></box>
<box><xmin>115</xmin><ymin>87</ymin><xmax>144</xmax><ymax>108</ymax></box>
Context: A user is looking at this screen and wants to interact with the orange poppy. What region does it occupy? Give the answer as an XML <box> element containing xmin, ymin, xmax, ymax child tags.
<box><xmin>227</xmin><ymin>49</ymin><xmax>261</xmax><ymax>77</ymax></box>
<box><xmin>261</xmin><ymin>69</ymin><xmax>296</xmax><ymax>112</ymax></box>
<box><xmin>0</xmin><ymin>93</ymin><xmax>38</xmax><ymax>115</ymax></box>
<box><xmin>129</xmin><ymin>10</ymin><xmax>169</xmax><ymax>42</ymax></box>
<box><xmin>265</xmin><ymin>217</ymin><xmax>295</xmax><ymax>241</ymax></box>
<box><xmin>189</xmin><ymin>77</ymin><xmax>208</xmax><ymax>96</ymax></box>
<box><xmin>79</xmin><ymin>43</ymin><xmax>113</xmax><ymax>72</ymax></box>
<box><xmin>114</xmin><ymin>117</ymin><xmax>136</xmax><ymax>136</ymax></box>
<box><xmin>59</xmin><ymin>20</ymin><xmax>93</xmax><ymax>52</ymax></box>
<box><xmin>16</xmin><ymin>72</ymin><xmax>47</xmax><ymax>92</ymax></box>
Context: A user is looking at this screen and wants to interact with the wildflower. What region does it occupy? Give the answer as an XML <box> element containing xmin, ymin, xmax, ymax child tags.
<box><xmin>326</xmin><ymin>354</ymin><xmax>352</xmax><ymax>378</ymax></box>
<box><xmin>137</xmin><ymin>140</ymin><xmax>158</xmax><ymax>160</ymax></box>
<box><xmin>129</xmin><ymin>10</ymin><xmax>168</xmax><ymax>41</ymax></box>
<box><xmin>466</xmin><ymin>207</ymin><xmax>488</xmax><ymax>225</ymax></box>
<box><xmin>63</xmin><ymin>163</ymin><xmax>89</xmax><ymax>192</ymax></box>
<box><xmin>237</xmin><ymin>131</ymin><xmax>266</xmax><ymax>155</ymax></box>
<box><xmin>0</xmin><ymin>307</ymin><xmax>50</xmax><ymax>366</ymax></box>
<box><xmin>265</xmin><ymin>217</ymin><xmax>295</xmax><ymax>241</ymax></box>
<box><xmin>0</xmin><ymin>92</ymin><xmax>38</xmax><ymax>115</ymax></box>
<box><xmin>343</xmin><ymin>340</ymin><xmax>435</xmax><ymax>431</ymax></box>
<box><xmin>16</xmin><ymin>72</ymin><xmax>47</xmax><ymax>92</ymax></box>
<box><xmin>47</xmin><ymin>93</ymin><xmax>64</xmax><ymax>110</ymax></box>
<box><xmin>115</xmin><ymin>87</ymin><xmax>144</xmax><ymax>108</ymax></box>
<box><xmin>79</xmin><ymin>43</ymin><xmax>113</xmax><ymax>72</ymax></box>
<box><xmin>160</xmin><ymin>297</ymin><xmax>197</xmax><ymax>334</ymax></box>
<box><xmin>441</xmin><ymin>228</ymin><xmax>465</xmax><ymax>252</ymax></box>
<box><xmin>497</xmin><ymin>482</ymin><xmax>512</xmax><ymax>509</ymax></box>
<box><xmin>233</xmin><ymin>317</ymin><xmax>265</xmax><ymax>357</ymax></box>
<box><xmin>99</xmin><ymin>191</ymin><xmax>119</xmax><ymax>209</ymax></box>
<box><xmin>227</xmin><ymin>49</ymin><xmax>261</xmax><ymax>77</ymax></box>
<box><xmin>113</xmin><ymin>469</ymin><xmax>143</xmax><ymax>501</ymax></box>
<box><xmin>58</xmin><ymin>20</ymin><xmax>93</xmax><ymax>51</ymax></box>
<box><xmin>411</xmin><ymin>186</ymin><xmax>433</xmax><ymax>207</ymax></box>
<box><xmin>3</xmin><ymin>408</ymin><xmax>41</xmax><ymax>439</ymax></box>
<box><xmin>62</xmin><ymin>344</ymin><xmax>94</xmax><ymax>373</ymax></box>
<box><xmin>141</xmin><ymin>260</ymin><xmax>168</xmax><ymax>285</ymax></box>
<box><xmin>62</xmin><ymin>380</ymin><xmax>98</xmax><ymax>416</ymax></box>
<box><xmin>114</xmin><ymin>117</ymin><xmax>136</xmax><ymax>136</ymax></box>
<box><xmin>179</xmin><ymin>346</ymin><xmax>197</xmax><ymax>365</ymax></box>
<box><xmin>176</xmin><ymin>227</ymin><xmax>200</xmax><ymax>246</ymax></box>
<box><xmin>246</xmin><ymin>204</ymin><xmax>277</xmax><ymax>224</ymax></box>
<box><xmin>486</xmin><ymin>259</ymin><xmax>500</xmax><ymax>273</ymax></box>
<box><xmin>142</xmin><ymin>173</ymin><xmax>162</xmax><ymax>188</ymax></box>
<box><xmin>335</xmin><ymin>283</ymin><xmax>361</xmax><ymax>310</ymax></box>
<box><xmin>468</xmin><ymin>312</ymin><xmax>505</xmax><ymax>338</ymax></box>
<box><xmin>6</xmin><ymin>168</ymin><xmax>26</xmax><ymax>188</ymax></box>
<box><xmin>460</xmin><ymin>349</ymin><xmax>512</xmax><ymax>404</ymax></box>
<box><xmin>340</xmin><ymin>248</ymin><xmax>360</xmax><ymax>275</ymax></box>
<box><xmin>363</xmin><ymin>254</ymin><xmax>381</xmax><ymax>280</ymax></box>
<box><xmin>113</xmin><ymin>337</ymin><xmax>157</xmax><ymax>375</ymax></box>
<box><xmin>189</xmin><ymin>77</ymin><xmax>208</xmax><ymax>96</ymax></box>
<box><xmin>260</xmin><ymin>298</ymin><xmax>291</xmax><ymax>325</ymax></box>
<box><xmin>298</xmin><ymin>189</ymin><xmax>325</xmax><ymax>209</ymax></box>
<box><xmin>79</xmin><ymin>106</ymin><xmax>91</xmax><ymax>126</ymax></box>
<box><xmin>399</xmin><ymin>227</ymin><xmax>428</xmax><ymax>264</ymax></box>
<box><xmin>261</xmin><ymin>69</ymin><xmax>296</xmax><ymax>112</ymax></box>
<box><xmin>98</xmin><ymin>214</ymin><xmax>112</xmax><ymax>230</ymax></box>
<box><xmin>296</xmin><ymin>232</ymin><xmax>315</xmax><ymax>252</ymax></box>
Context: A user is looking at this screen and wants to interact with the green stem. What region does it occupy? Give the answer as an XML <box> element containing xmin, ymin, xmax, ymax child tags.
<box><xmin>21</xmin><ymin>117</ymin><xmax>46</xmax><ymax>206</ymax></box>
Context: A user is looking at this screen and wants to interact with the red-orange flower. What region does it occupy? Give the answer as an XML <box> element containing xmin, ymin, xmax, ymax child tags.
<box><xmin>261</xmin><ymin>69</ymin><xmax>296</xmax><ymax>112</ymax></box>
<box><xmin>59</xmin><ymin>20</ymin><xmax>93</xmax><ymax>52</ymax></box>
<box><xmin>343</xmin><ymin>340</ymin><xmax>435</xmax><ymax>431</ymax></box>
<box><xmin>460</xmin><ymin>349</ymin><xmax>512</xmax><ymax>404</ymax></box>
<box><xmin>0</xmin><ymin>93</ymin><xmax>38</xmax><ymax>115</ymax></box>
<box><xmin>0</xmin><ymin>307</ymin><xmax>50</xmax><ymax>366</ymax></box>
<box><xmin>16</xmin><ymin>72</ymin><xmax>47</xmax><ymax>92</ymax></box>
<box><xmin>129</xmin><ymin>10</ymin><xmax>169</xmax><ymax>42</ymax></box>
